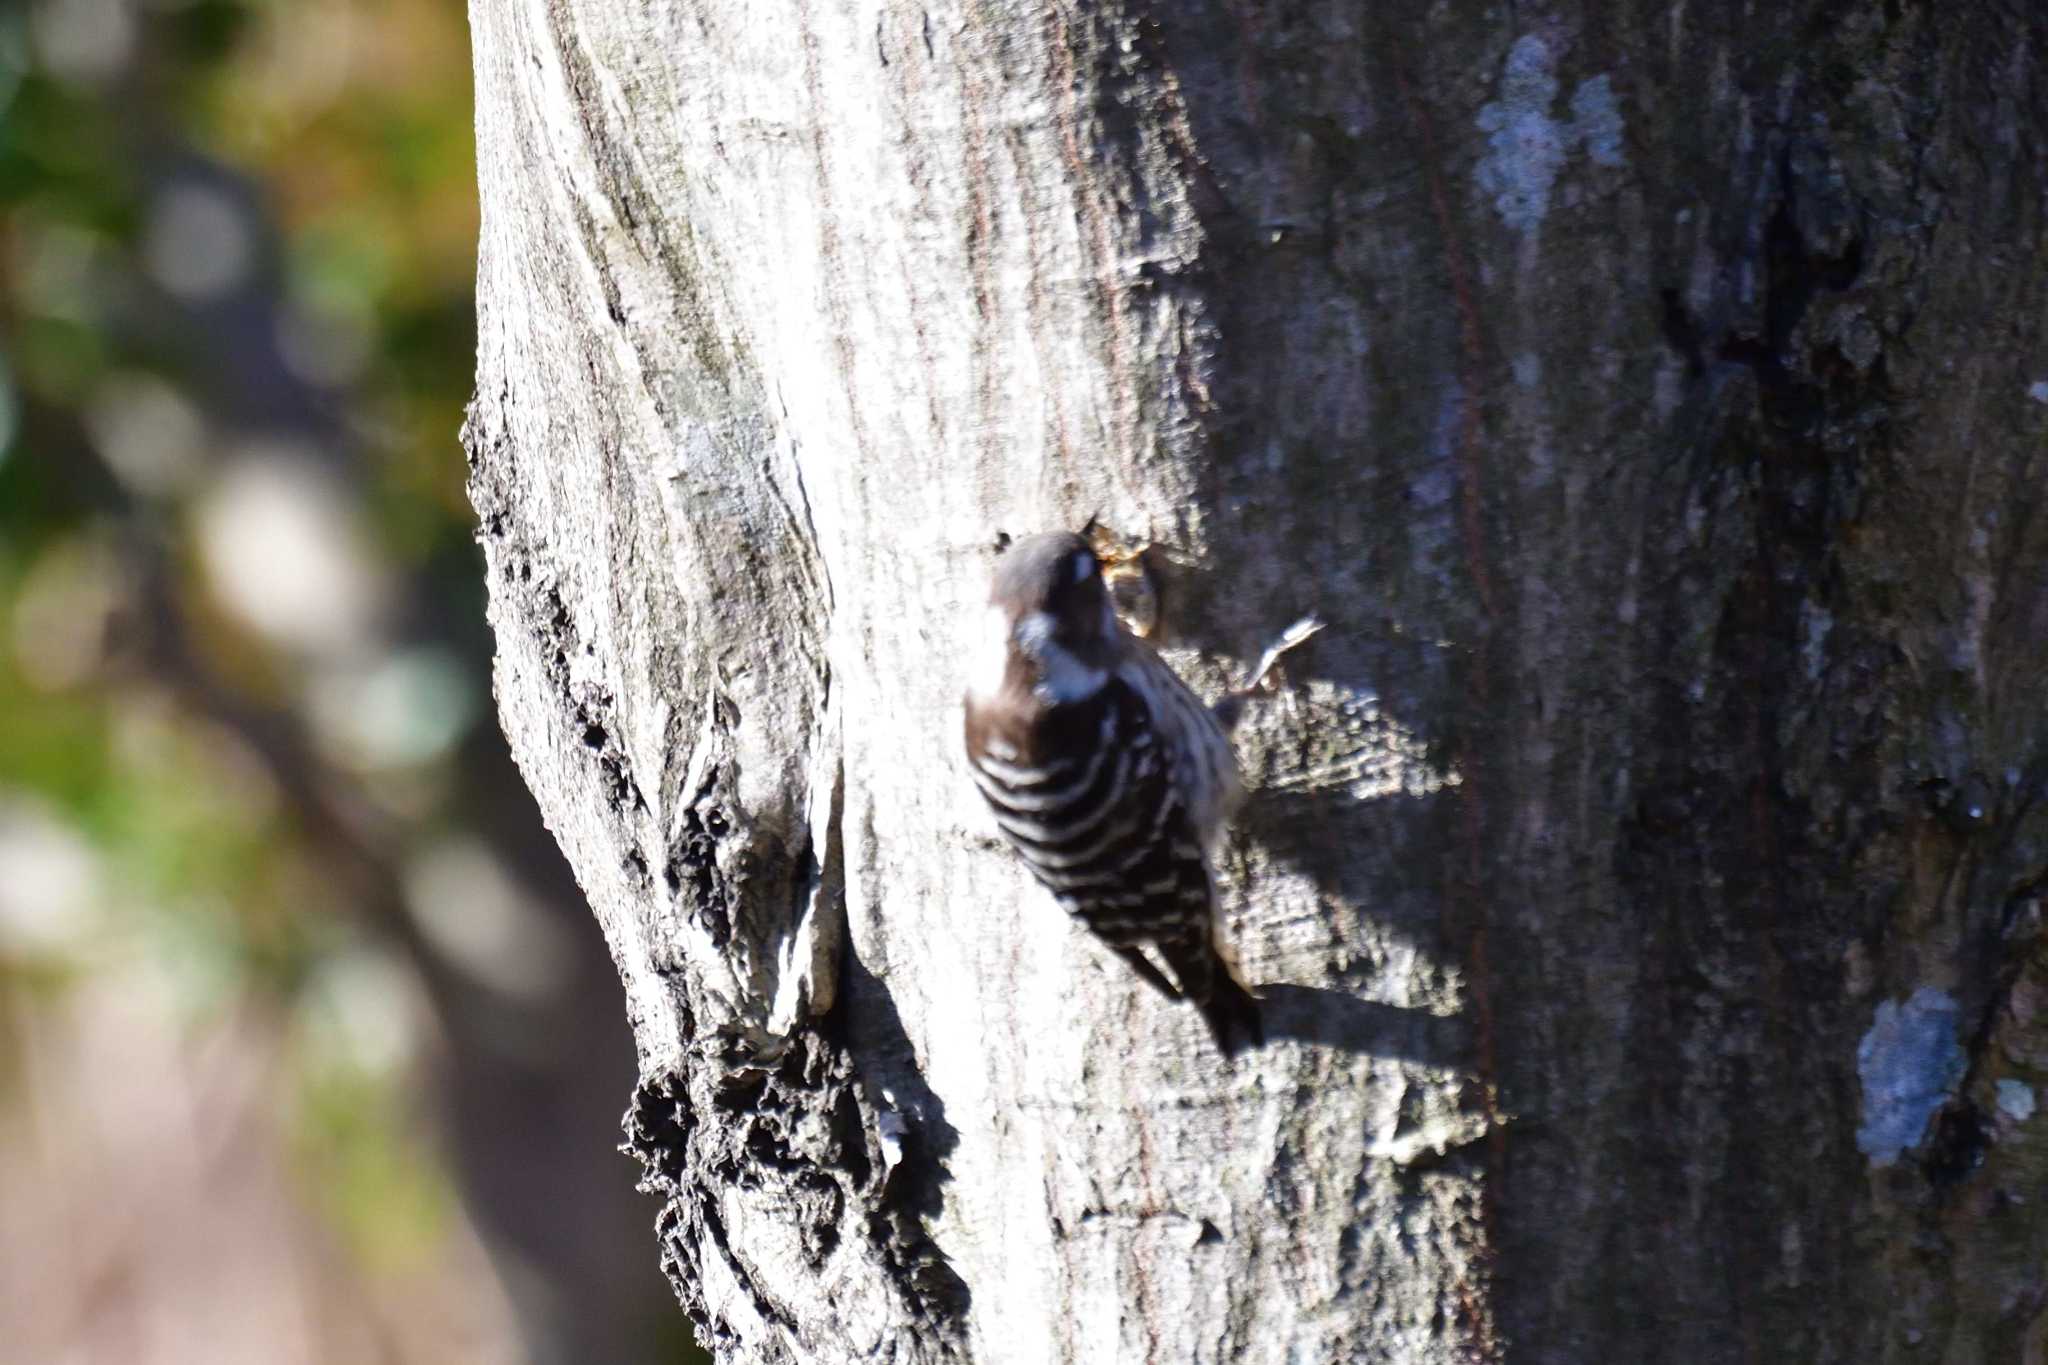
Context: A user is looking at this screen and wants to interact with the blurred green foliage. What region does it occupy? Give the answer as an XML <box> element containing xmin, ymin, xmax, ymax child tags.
<box><xmin>0</xmin><ymin>3</ymin><xmax>695</xmax><ymax>1359</ymax></box>
<box><xmin>0</xmin><ymin>0</ymin><xmax>479</xmax><ymax>1009</ymax></box>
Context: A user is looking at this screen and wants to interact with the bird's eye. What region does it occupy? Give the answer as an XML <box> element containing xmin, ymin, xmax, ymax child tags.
<box><xmin>1069</xmin><ymin>550</ymin><xmax>1095</xmax><ymax>585</ymax></box>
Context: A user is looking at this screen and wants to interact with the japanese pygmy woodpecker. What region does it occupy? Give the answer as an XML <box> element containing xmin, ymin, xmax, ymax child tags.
<box><xmin>963</xmin><ymin>530</ymin><xmax>1314</xmax><ymax>1056</ymax></box>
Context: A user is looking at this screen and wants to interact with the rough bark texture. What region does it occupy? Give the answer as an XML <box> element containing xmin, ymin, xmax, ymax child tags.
<box><xmin>463</xmin><ymin>2</ymin><xmax>2048</xmax><ymax>1361</ymax></box>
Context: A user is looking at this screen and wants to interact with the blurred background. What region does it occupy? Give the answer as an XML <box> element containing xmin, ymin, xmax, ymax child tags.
<box><xmin>0</xmin><ymin>1</ymin><xmax>700</xmax><ymax>1360</ymax></box>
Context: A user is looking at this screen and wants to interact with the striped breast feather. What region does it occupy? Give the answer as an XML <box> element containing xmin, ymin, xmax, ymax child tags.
<box><xmin>1063</xmin><ymin>827</ymin><xmax>1213</xmax><ymax>949</ymax></box>
<box><xmin>1049</xmin><ymin>684</ymin><xmax>1215</xmax><ymax>941</ymax></box>
<box><xmin>967</xmin><ymin>711</ymin><xmax>1114</xmax><ymax>814</ymax></box>
<box><xmin>973</xmin><ymin>680</ymin><xmax>1211</xmax><ymax>931</ymax></box>
<box><xmin>970</xmin><ymin>689</ymin><xmax>1141</xmax><ymax>857</ymax></box>
<box><xmin>1115</xmin><ymin>646</ymin><xmax>1237</xmax><ymax>842</ymax></box>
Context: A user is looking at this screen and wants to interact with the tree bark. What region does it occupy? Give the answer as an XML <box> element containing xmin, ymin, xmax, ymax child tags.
<box><xmin>462</xmin><ymin>2</ymin><xmax>2048</xmax><ymax>1361</ymax></box>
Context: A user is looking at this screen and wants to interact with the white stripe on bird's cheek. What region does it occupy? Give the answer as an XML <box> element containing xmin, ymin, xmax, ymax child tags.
<box><xmin>970</xmin><ymin>608</ymin><xmax>1108</xmax><ymax>706</ymax></box>
<box><xmin>1011</xmin><ymin>610</ymin><xmax>1107</xmax><ymax>704</ymax></box>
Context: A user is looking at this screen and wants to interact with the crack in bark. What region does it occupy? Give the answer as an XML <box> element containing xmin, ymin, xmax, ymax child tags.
<box><xmin>624</xmin><ymin>1018</ymin><xmax>971</xmax><ymax>1363</ymax></box>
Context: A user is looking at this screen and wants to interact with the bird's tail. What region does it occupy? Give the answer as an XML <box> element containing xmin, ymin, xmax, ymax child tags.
<box><xmin>1156</xmin><ymin>932</ymin><xmax>1265</xmax><ymax>1059</ymax></box>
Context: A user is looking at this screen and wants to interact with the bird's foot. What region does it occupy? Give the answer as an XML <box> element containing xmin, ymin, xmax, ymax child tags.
<box><xmin>1241</xmin><ymin>617</ymin><xmax>1324</xmax><ymax>694</ymax></box>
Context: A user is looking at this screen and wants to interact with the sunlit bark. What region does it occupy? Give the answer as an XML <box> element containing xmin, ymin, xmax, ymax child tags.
<box><xmin>466</xmin><ymin>3</ymin><xmax>2048</xmax><ymax>1360</ymax></box>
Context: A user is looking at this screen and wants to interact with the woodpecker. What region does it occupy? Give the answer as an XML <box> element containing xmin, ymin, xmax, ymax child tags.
<box><xmin>962</xmin><ymin>530</ymin><xmax>1316</xmax><ymax>1057</ymax></box>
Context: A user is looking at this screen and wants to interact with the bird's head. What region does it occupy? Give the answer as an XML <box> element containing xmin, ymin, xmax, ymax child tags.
<box><xmin>991</xmin><ymin>530</ymin><xmax>1113</xmax><ymax>644</ymax></box>
<box><xmin>970</xmin><ymin>530</ymin><xmax>1116</xmax><ymax>705</ymax></box>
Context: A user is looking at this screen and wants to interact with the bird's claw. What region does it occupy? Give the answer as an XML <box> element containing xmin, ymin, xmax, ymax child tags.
<box><xmin>1242</xmin><ymin>616</ymin><xmax>1324</xmax><ymax>693</ymax></box>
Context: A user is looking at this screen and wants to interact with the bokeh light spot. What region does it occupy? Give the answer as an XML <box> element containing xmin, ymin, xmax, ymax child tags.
<box><xmin>144</xmin><ymin>181</ymin><xmax>255</xmax><ymax>301</ymax></box>
<box><xmin>29</xmin><ymin>0</ymin><xmax>136</xmax><ymax>88</ymax></box>
<box><xmin>195</xmin><ymin>445</ymin><xmax>386</xmax><ymax>656</ymax></box>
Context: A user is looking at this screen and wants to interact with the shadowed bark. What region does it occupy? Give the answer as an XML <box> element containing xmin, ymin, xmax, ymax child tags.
<box><xmin>464</xmin><ymin>2</ymin><xmax>2048</xmax><ymax>1360</ymax></box>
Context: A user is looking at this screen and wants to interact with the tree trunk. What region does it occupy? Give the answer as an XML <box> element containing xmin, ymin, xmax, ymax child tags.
<box><xmin>461</xmin><ymin>2</ymin><xmax>2048</xmax><ymax>1360</ymax></box>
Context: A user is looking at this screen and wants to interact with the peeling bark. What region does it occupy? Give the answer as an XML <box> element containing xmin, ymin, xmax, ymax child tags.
<box><xmin>464</xmin><ymin>2</ymin><xmax>2048</xmax><ymax>1360</ymax></box>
